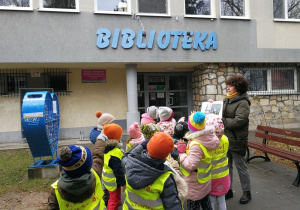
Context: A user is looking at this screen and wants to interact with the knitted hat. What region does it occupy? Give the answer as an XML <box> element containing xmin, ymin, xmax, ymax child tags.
<box><xmin>141</xmin><ymin>113</ymin><xmax>155</xmax><ymax>124</ymax></box>
<box><xmin>147</xmin><ymin>132</ymin><xmax>174</xmax><ymax>160</ymax></box>
<box><xmin>188</xmin><ymin>112</ymin><xmax>206</xmax><ymax>132</ymax></box>
<box><xmin>57</xmin><ymin>145</ymin><xmax>92</xmax><ymax>178</ymax></box>
<box><xmin>173</xmin><ymin>121</ymin><xmax>189</xmax><ymax>139</ymax></box>
<box><xmin>129</xmin><ymin>122</ymin><xmax>142</xmax><ymax>139</ymax></box>
<box><xmin>147</xmin><ymin>106</ymin><xmax>158</xmax><ymax>120</ymax></box>
<box><xmin>140</xmin><ymin>123</ymin><xmax>160</xmax><ymax>139</ymax></box>
<box><xmin>205</xmin><ymin>114</ymin><xmax>224</xmax><ymax>138</ymax></box>
<box><xmin>103</xmin><ymin>124</ymin><xmax>123</xmax><ymax>141</ymax></box>
<box><xmin>96</xmin><ymin>111</ymin><xmax>115</xmax><ymax>126</ymax></box>
<box><xmin>158</xmin><ymin>107</ymin><xmax>173</xmax><ymax>121</ymax></box>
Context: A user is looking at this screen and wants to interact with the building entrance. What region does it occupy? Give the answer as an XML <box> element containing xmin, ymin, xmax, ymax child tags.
<box><xmin>137</xmin><ymin>72</ymin><xmax>193</xmax><ymax>121</ymax></box>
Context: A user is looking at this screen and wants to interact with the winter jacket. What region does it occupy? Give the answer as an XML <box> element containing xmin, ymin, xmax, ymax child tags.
<box><xmin>179</xmin><ymin>127</ymin><xmax>219</xmax><ymax>201</ymax></box>
<box><xmin>157</xmin><ymin>118</ymin><xmax>176</xmax><ymax>135</ymax></box>
<box><xmin>122</xmin><ymin>144</ymin><xmax>184</xmax><ymax>210</ymax></box>
<box><xmin>47</xmin><ymin>140</ymin><xmax>106</xmax><ymax>210</ymax></box>
<box><xmin>222</xmin><ymin>92</ymin><xmax>251</xmax><ymax>156</ymax></box>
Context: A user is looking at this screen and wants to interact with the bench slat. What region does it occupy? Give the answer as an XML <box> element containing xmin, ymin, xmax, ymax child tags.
<box><xmin>257</xmin><ymin>125</ymin><xmax>300</xmax><ymax>138</ymax></box>
<box><xmin>248</xmin><ymin>141</ymin><xmax>300</xmax><ymax>162</ymax></box>
<box><xmin>255</xmin><ymin>132</ymin><xmax>300</xmax><ymax>147</ymax></box>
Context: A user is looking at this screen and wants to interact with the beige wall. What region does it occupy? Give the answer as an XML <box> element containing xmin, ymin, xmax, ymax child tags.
<box><xmin>0</xmin><ymin>68</ymin><xmax>128</xmax><ymax>132</ymax></box>
<box><xmin>253</xmin><ymin>0</ymin><xmax>300</xmax><ymax>49</ymax></box>
<box><xmin>0</xmin><ymin>98</ymin><xmax>21</xmax><ymax>132</ymax></box>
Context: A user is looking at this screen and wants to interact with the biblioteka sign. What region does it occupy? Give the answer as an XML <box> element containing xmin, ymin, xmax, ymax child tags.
<box><xmin>96</xmin><ymin>28</ymin><xmax>217</xmax><ymax>51</ymax></box>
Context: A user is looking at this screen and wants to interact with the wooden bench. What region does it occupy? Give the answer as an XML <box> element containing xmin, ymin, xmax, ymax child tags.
<box><xmin>247</xmin><ymin>125</ymin><xmax>300</xmax><ymax>186</ymax></box>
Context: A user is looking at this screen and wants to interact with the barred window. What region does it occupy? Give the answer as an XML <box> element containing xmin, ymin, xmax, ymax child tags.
<box><xmin>0</xmin><ymin>69</ymin><xmax>27</xmax><ymax>97</ymax></box>
<box><xmin>0</xmin><ymin>69</ymin><xmax>71</xmax><ymax>97</ymax></box>
<box><xmin>244</xmin><ymin>66</ymin><xmax>298</xmax><ymax>95</ymax></box>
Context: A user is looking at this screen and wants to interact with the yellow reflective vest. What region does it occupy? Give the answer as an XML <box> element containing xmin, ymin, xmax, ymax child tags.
<box><xmin>51</xmin><ymin>168</ymin><xmax>106</xmax><ymax>210</ymax></box>
<box><xmin>102</xmin><ymin>147</ymin><xmax>123</xmax><ymax>191</ymax></box>
<box><xmin>211</xmin><ymin>135</ymin><xmax>229</xmax><ymax>179</ymax></box>
<box><xmin>123</xmin><ymin>171</ymin><xmax>173</xmax><ymax>210</ymax></box>
<box><xmin>180</xmin><ymin>140</ymin><xmax>212</xmax><ymax>184</ymax></box>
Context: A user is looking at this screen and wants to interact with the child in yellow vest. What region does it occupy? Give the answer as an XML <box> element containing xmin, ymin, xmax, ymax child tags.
<box><xmin>205</xmin><ymin>114</ymin><xmax>230</xmax><ymax>210</ymax></box>
<box><xmin>100</xmin><ymin>124</ymin><xmax>126</xmax><ymax>210</ymax></box>
<box><xmin>177</xmin><ymin>111</ymin><xmax>219</xmax><ymax>210</ymax></box>
<box><xmin>122</xmin><ymin>132</ymin><xmax>184</xmax><ymax>209</ymax></box>
<box><xmin>48</xmin><ymin>141</ymin><xmax>107</xmax><ymax>209</ymax></box>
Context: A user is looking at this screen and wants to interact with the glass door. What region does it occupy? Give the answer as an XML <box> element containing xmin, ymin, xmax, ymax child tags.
<box><xmin>138</xmin><ymin>72</ymin><xmax>192</xmax><ymax>121</ymax></box>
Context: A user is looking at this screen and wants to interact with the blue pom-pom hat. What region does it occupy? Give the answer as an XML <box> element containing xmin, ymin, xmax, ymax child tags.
<box><xmin>188</xmin><ymin>112</ymin><xmax>206</xmax><ymax>132</ymax></box>
<box><xmin>57</xmin><ymin>145</ymin><xmax>93</xmax><ymax>178</ymax></box>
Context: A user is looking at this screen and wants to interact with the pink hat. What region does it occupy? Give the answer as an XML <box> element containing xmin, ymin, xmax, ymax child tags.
<box><xmin>141</xmin><ymin>113</ymin><xmax>155</xmax><ymax>124</ymax></box>
<box><xmin>129</xmin><ymin>122</ymin><xmax>142</xmax><ymax>139</ymax></box>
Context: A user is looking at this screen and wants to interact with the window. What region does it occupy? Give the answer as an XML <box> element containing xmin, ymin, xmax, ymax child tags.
<box><xmin>138</xmin><ymin>0</ymin><xmax>169</xmax><ymax>15</ymax></box>
<box><xmin>274</xmin><ymin>0</ymin><xmax>300</xmax><ymax>21</ymax></box>
<box><xmin>44</xmin><ymin>69</ymin><xmax>70</xmax><ymax>95</ymax></box>
<box><xmin>0</xmin><ymin>69</ymin><xmax>70</xmax><ymax>97</ymax></box>
<box><xmin>0</xmin><ymin>0</ymin><xmax>32</xmax><ymax>11</ymax></box>
<box><xmin>244</xmin><ymin>67</ymin><xmax>298</xmax><ymax>95</ymax></box>
<box><xmin>0</xmin><ymin>69</ymin><xmax>27</xmax><ymax>97</ymax></box>
<box><xmin>185</xmin><ymin>0</ymin><xmax>216</xmax><ymax>17</ymax></box>
<box><xmin>220</xmin><ymin>0</ymin><xmax>249</xmax><ymax>18</ymax></box>
<box><xmin>94</xmin><ymin>0</ymin><xmax>130</xmax><ymax>14</ymax></box>
<box><xmin>39</xmin><ymin>0</ymin><xmax>79</xmax><ymax>12</ymax></box>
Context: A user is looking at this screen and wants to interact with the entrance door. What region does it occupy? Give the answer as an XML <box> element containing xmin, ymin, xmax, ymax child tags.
<box><xmin>137</xmin><ymin>72</ymin><xmax>192</xmax><ymax>121</ymax></box>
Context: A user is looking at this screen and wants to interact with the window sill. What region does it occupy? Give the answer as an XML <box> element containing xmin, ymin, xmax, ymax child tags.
<box><xmin>273</xmin><ymin>18</ymin><xmax>300</xmax><ymax>23</ymax></box>
<box><xmin>220</xmin><ymin>16</ymin><xmax>250</xmax><ymax>20</ymax></box>
<box><xmin>38</xmin><ymin>8</ymin><xmax>80</xmax><ymax>13</ymax></box>
<box><xmin>184</xmin><ymin>15</ymin><xmax>217</xmax><ymax>19</ymax></box>
<box><xmin>93</xmin><ymin>11</ymin><xmax>131</xmax><ymax>15</ymax></box>
<box><xmin>0</xmin><ymin>7</ymin><xmax>33</xmax><ymax>11</ymax></box>
<box><xmin>136</xmin><ymin>13</ymin><xmax>171</xmax><ymax>18</ymax></box>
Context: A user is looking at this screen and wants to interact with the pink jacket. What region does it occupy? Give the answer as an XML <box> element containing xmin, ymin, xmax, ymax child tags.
<box><xmin>179</xmin><ymin>127</ymin><xmax>219</xmax><ymax>201</ymax></box>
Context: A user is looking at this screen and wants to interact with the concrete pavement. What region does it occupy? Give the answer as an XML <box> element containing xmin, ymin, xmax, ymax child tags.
<box><xmin>1</xmin><ymin>138</ymin><xmax>300</xmax><ymax>209</ymax></box>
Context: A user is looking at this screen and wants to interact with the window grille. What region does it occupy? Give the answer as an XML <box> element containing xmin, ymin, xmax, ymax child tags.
<box><xmin>0</xmin><ymin>68</ymin><xmax>71</xmax><ymax>97</ymax></box>
<box><xmin>0</xmin><ymin>69</ymin><xmax>27</xmax><ymax>97</ymax></box>
<box><xmin>242</xmin><ymin>64</ymin><xmax>299</xmax><ymax>95</ymax></box>
<box><xmin>44</xmin><ymin>68</ymin><xmax>71</xmax><ymax>96</ymax></box>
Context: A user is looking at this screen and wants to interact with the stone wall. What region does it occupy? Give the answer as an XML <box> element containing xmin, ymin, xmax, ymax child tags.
<box><xmin>192</xmin><ymin>63</ymin><xmax>300</xmax><ymax>130</ymax></box>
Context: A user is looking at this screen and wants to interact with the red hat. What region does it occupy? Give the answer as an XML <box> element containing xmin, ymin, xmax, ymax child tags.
<box><xmin>147</xmin><ymin>132</ymin><xmax>174</xmax><ymax>160</ymax></box>
<box><xmin>103</xmin><ymin>124</ymin><xmax>123</xmax><ymax>141</ymax></box>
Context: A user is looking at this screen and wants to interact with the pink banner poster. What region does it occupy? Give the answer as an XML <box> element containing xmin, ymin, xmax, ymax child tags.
<box><xmin>81</xmin><ymin>69</ymin><xmax>106</xmax><ymax>83</ymax></box>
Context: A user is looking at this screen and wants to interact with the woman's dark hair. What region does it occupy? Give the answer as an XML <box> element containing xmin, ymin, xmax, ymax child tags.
<box><xmin>225</xmin><ymin>75</ymin><xmax>249</xmax><ymax>94</ymax></box>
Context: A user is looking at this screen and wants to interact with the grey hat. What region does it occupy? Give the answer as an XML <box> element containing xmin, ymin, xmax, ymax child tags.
<box><xmin>147</xmin><ymin>106</ymin><xmax>158</xmax><ymax>120</ymax></box>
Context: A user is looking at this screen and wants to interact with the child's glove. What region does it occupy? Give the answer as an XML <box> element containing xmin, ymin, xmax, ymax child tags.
<box><xmin>176</xmin><ymin>141</ymin><xmax>187</xmax><ymax>154</ymax></box>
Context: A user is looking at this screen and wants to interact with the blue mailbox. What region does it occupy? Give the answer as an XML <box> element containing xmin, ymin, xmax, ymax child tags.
<box><xmin>22</xmin><ymin>91</ymin><xmax>60</xmax><ymax>168</ymax></box>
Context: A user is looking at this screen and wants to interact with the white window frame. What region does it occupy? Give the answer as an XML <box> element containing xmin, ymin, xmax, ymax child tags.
<box><xmin>38</xmin><ymin>0</ymin><xmax>80</xmax><ymax>13</ymax></box>
<box><xmin>0</xmin><ymin>0</ymin><xmax>33</xmax><ymax>11</ymax></box>
<box><xmin>220</xmin><ymin>0</ymin><xmax>250</xmax><ymax>20</ymax></box>
<box><xmin>245</xmin><ymin>67</ymin><xmax>298</xmax><ymax>95</ymax></box>
<box><xmin>184</xmin><ymin>0</ymin><xmax>216</xmax><ymax>19</ymax></box>
<box><xmin>274</xmin><ymin>0</ymin><xmax>300</xmax><ymax>22</ymax></box>
<box><xmin>94</xmin><ymin>0</ymin><xmax>131</xmax><ymax>15</ymax></box>
<box><xmin>137</xmin><ymin>0</ymin><xmax>170</xmax><ymax>17</ymax></box>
